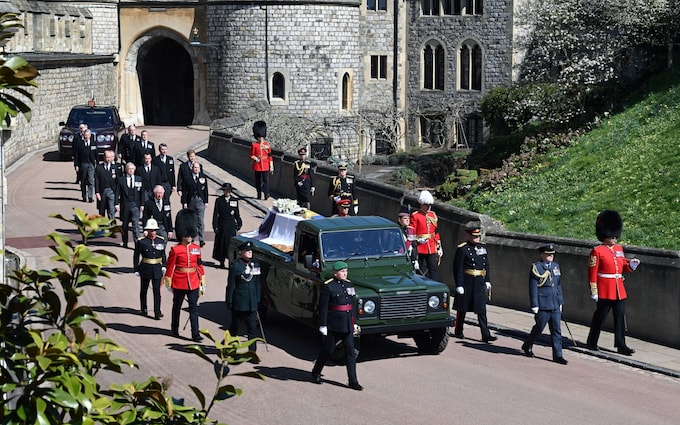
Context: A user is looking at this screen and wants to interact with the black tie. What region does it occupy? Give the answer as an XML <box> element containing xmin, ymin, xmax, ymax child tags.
<box><xmin>128</xmin><ymin>176</ymin><xmax>132</xmax><ymax>188</ymax></box>
<box><xmin>157</xmin><ymin>200</ymin><xmax>162</xmax><ymax>211</ymax></box>
<box><xmin>146</xmin><ymin>165</ymin><xmax>150</xmax><ymax>173</ymax></box>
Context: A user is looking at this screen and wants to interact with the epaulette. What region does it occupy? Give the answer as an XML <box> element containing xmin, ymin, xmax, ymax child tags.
<box><xmin>157</xmin><ymin>235</ymin><xmax>165</xmax><ymax>240</ymax></box>
<box><xmin>324</xmin><ymin>278</ymin><xmax>333</xmax><ymax>285</ymax></box>
<box><xmin>457</xmin><ymin>241</ymin><xmax>467</xmax><ymax>248</ymax></box>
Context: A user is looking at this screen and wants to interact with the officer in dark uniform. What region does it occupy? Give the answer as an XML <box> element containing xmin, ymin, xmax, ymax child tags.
<box><xmin>328</xmin><ymin>163</ymin><xmax>358</xmax><ymax>216</ymax></box>
<box><xmin>142</xmin><ymin>185</ymin><xmax>173</xmax><ymax>240</ymax></box>
<box><xmin>311</xmin><ymin>261</ymin><xmax>363</xmax><ymax>391</ymax></box>
<box><xmin>153</xmin><ymin>143</ymin><xmax>176</xmax><ymax>202</ymax></box>
<box><xmin>452</xmin><ymin>221</ymin><xmax>496</xmax><ymax>342</ymax></box>
<box><xmin>133</xmin><ymin>219</ymin><xmax>167</xmax><ymax>320</ymax></box>
<box><xmin>293</xmin><ymin>147</ymin><xmax>315</xmax><ymax>209</ymax></box>
<box><xmin>226</xmin><ymin>241</ymin><xmax>262</xmax><ymax>352</ymax></box>
<box><xmin>94</xmin><ymin>149</ymin><xmax>122</xmax><ymax>221</ymax></box>
<box><xmin>521</xmin><ymin>244</ymin><xmax>567</xmax><ymax>364</ymax></box>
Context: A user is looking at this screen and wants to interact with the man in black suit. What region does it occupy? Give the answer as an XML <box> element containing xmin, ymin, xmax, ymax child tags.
<box><xmin>153</xmin><ymin>143</ymin><xmax>176</xmax><ymax>202</ymax></box>
<box><xmin>116</xmin><ymin>162</ymin><xmax>143</xmax><ymax>248</ymax></box>
<box><xmin>181</xmin><ymin>161</ymin><xmax>209</xmax><ymax>247</ymax></box>
<box><xmin>176</xmin><ymin>149</ymin><xmax>202</xmax><ymax>204</ymax></box>
<box><xmin>94</xmin><ymin>149</ymin><xmax>122</xmax><ymax>221</ymax></box>
<box><xmin>142</xmin><ymin>185</ymin><xmax>174</xmax><ymax>240</ymax></box>
<box><xmin>134</xmin><ymin>130</ymin><xmax>155</xmax><ymax>167</ymax></box>
<box><xmin>119</xmin><ymin>124</ymin><xmax>141</xmax><ymax>165</ymax></box>
<box><xmin>73</xmin><ymin>128</ymin><xmax>98</xmax><ymax>203</ymax></box>
<box><xmin>72</xmin><ymin>123</ymin><xmax>87</xmax><ymax>184</ymax></box>
<box><xmin>136</xmin><ymin>152</ymin><xmax>162</xmax><ymax>205</ymax></box>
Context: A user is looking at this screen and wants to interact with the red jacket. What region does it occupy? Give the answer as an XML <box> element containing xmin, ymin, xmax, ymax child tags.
<box><xmin>588</xmin><ymin>244</ymin><xmax>633</xmax><ymax>300</ymax></box>
<box><xmin>165</xmin><ymin>242</ymin><xmax>204</xmax><ymax>290</ymax></box>
<box><xmin>250</xmin><ymin>140</ymin><xmax>271</xmax><ymax>172</ymax></box>
<box><xmin>410</xmin><ymin>209</ymin><xmax>440</xmax><ymax>255</ymax></box>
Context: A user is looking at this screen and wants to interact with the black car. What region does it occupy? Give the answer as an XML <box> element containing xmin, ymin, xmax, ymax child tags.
<box><xmin>58</xmin><ymin>103</ymin><xmax>125</xmax><ymax>159</ymax></box>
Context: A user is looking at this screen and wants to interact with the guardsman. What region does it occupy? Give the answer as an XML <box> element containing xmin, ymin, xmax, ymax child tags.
<box><xmin>311</xmin><ymin>261</ymin><xmax>363</xmax><ymax>391</ymax></box>
<box><xmin>227</xmin><ymin>241</ymin><xmax>262</xmax><ymax>352</ymax></box>
<box><xmin>586</xmin><ymin>210</ymin><xmax>641</xmax><ymax>355</ymax></box>
<box><xmin>328</xmin><ymin>162</ymin><xmax>358</xmax><ymax>216</ymax></box>
<box><xmin>164</xmin><ymin>209</ymin><xmax>206</xmax><ymax>342</ymax></box>
<box><xmin>410</xmin><ymin>190</ymin><xmax>441</xmax><ymax>279</ymax></box>
<box><xmin>293</xmin><ymin>147</ymin><xmax>315</xmax><ymax>209</ymax></box>
<box><xmin>452</xmin><ymin>221</ymin><xmax>496</xmax><ymax>343</ymax></box>
<box><xmin>250</xmin><ymin>120</ymin><xmax>272</xmax><ymax>200</ymax></box>
<box><xmin>521</xmin><ymin>244</ymin><xmax>567</xmax><ymax>364</ymax></box>
<box><xmin>133</xmin><ymin>219</ymin><xmax>167</xmax><ymax>320</ymax></box>
<box><xmin>153</xmin><ymin>143</ymin><xmax>176</xmax><ymax>202</ymax></box>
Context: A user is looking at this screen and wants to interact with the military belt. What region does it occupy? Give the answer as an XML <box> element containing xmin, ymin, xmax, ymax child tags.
<box><xmin>177</xmin><ymin>267</ymin><xmax>198</xmax><ymax>273</ymax></box>
<box><xmin>329</xmin><ymin>304</ymin><xmax>353</xmax><ymax>312</ymax></box>
<box><xmin>142</xmin><ymin>258</ymin><xmax>163</xmax><ymax>265</ymax></box>
<box><xmin>416</xmin><ymin>233</ymin><xmax>432</xmax><ymax>239</ymax></box>
<box><xmin>464</xmin><ymin>269</ymin><xmax>486</xmax><ymax>277</ymax></box>
<box><xmin>598</xmin><ymin>273</ymin><xmax>623</xmax><ymax>279</ymax></box>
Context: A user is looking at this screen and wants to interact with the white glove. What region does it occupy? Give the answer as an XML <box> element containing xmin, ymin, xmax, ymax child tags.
<box><xmin>456</xmin><ymin>286</ymin><xmax>464</xmax><ymax>295</ymax></box>
<box><xmin>333</xmin><ymin>196</ymin><xmax>341</xmax><ymax>203</ymax></box>
<box><xmin>413</xmin><ymin>261</ymin><xmax>420</xmax><ymax>271</ymax></box>
<box><xmin>311</xmin><ymin>187</ymin><xmax>316</xmax><ymax>195</ymax></box>
<box><xmin>319</xmin><ymin>326</ymin><xmax>328</xmax><ymax>336</ymax></box>
<box><xmin>591</xmin><ymin>294</ymin><xmax>598</xmax><ymax>301</ymax></box>
<box><xmin>417</xmin><ymin>238</ymin><xmax>428</xmax><ymax>245</ymax></box>
<box><xmin>134</xmin><ymin>272</ymin><xmax>140</xmax><ymax>277</ymax></box>
<box><xmin>161</xmin><ymin>267</ymin><xmax>167</xmax><ymax>274</ymax></box>
<box><xmin>200</xmin><ymin>285</ymin><xmax>206</xmax><ymax>296</ymax></box>
<box><xmin>560</xmin><ymin>305</ymin><xmax>563</xmax><ymax>312</ymax></box>
<box><xmin>353</xmin><ymin>324</ymin><xmax>361</xmax><ymax>335</ymax></box>
<box><xmin>630</xmin><ymin>258</ymin><xmax>640</xmax><ymax>270</ymax></box>
<box><xmin>485</xmin><ymin>282</ymin><xmax>492</xmax><ymax>290</ymax></box>
<box><xmin>353</xmin><ymin>206</ymin><xmax>359</xmax><ymax>215</ymax></box>
<box><xmin>531</xmin><ymin>307</ymin><xmax>539</xmax><ymax>314</ymax></box>
<box><xmin>437</xmin><ymin>245</ymin><xmax>443</xmax><ymax>258</ymax></box>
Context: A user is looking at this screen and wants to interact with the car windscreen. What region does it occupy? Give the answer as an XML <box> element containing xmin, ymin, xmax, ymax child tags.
<box><xmin>320</xmin><ymin>228</ymin><xmax>407</xmax><ymax>261</ymax></box>
<box><xmin>67</xmin><ymin>109</ymin><xmax>114</xmax><ymax>128</ymax></box>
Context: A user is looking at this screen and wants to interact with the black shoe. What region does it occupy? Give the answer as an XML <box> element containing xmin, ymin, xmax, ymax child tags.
<box><xmin>264</xmin><ymin>194</ymin><xmax>270</xmax><ymax>200</ymax></box>
<box><xmin>219</xmin><ymin>262</ymin><xmax>225</xmax><ymax>269</ymax></box>
<box><xmin>200</xmin><ymin>241</ymin><xmax>206</xmax><ymax>247</ymax></box>
<box><xmin>450</xmin><ymin>332</ymin><xmax>464</xmax><ymax>339</ymax></box>
<box><xmin>522</xmin><ymin>346</ymin><xmax>534</xmax><ymax>357</ymax></box>
<box><xmin>617</xmin><ymin>346</ymin><xmax>635</xmax><ymax>356</ymax></box>
<box><xmin>348</xmin><ymin>382</ymin><xmax>363</xmax><ymax>391</ymax></box>
<box><xmin>192</xmin><ymin>335</ymin><xmax>204</xmax><ymax>342</ymax></box>
<box><xmin>311</xmin><ymin>373</ymin><xmax>321</xmax><ymax>384</ymax></box>
<box><xmin>586</xmin><ymin>343</ymin><xmax>599</xmax><ymax>351</ymax></box>
<box><xmin>140</xmin><ymin>310</ymin><xmax>148</xmax><ymax>317</ymax></box>
<box><xmin>154</xmin><ymin>313</ymin><xmax>163</xmax><ymax>320</ymax></box>
<box><xmin>554</xmin><ymin>357</ymin><xmax>568</xmax><ymax>365</ymax></box>
<box><xmin>88</xmin><ymin>198</ymin><xmax>94</xmax><ymax>203</ymax></box>
<box><xmin>172</xmin><ymin>330</ymin><xmax>180</xmax><ymax>338</ymax></box>
<box><xmin>483</xmin><ymin>336</ymin><xmax>498</xmax><ymax>343</ymax></box>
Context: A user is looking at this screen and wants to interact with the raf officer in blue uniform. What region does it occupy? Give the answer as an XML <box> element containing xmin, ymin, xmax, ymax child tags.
<box><xmin>521</xmin><ymin>244</ymin><xmax>567</xmax><ymax>364</ymax></box>
<box><xmin>311</xmin><ymin>261</ymin><xmax>363</xmax><ymax>391</ymax></box>
<box><xmin>452</xmin><ymin>222</ymin><xmax>496</xmax><ymax>342</ymax></box>
<box><xmin>133</xmin><ymin>218</ymin><xmax>167</xmax><ymax>320</ymax></box>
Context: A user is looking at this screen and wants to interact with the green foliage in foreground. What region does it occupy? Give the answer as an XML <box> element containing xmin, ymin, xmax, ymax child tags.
<box><xmin>469</xmin><ymin>67</ymin><xmax>680</xmax><ymax>250</ymax></box>
<box><xmin>1</xmin><ymin>210</ymin><xmax>263</xmax><ymax>424</ymax></box>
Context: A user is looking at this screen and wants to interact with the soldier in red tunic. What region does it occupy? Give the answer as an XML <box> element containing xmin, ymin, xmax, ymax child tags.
<box><xmin>410</xmin><ymin>190</ymin><xmax>442</xmax><ymax>280</ymax></box>
<box><xmin>164</xmin><ymin>209</ymin><xmax>206</xmax><ymax>342</ymax></box>
<box><xmin>250</xmin><ymin>120</ymin><xmax>272</xmax><ymax>200</ymax></box>
<box><xmin>586</xmin><ymin>210</ymin><xmax>641</xmax><ymax>355</ymax></box>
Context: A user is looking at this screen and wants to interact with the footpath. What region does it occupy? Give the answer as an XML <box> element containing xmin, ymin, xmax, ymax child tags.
<box><xmin>187</xmin><ymin>134</ymin><xmax>680</xmax><ymax>379</ymax></box>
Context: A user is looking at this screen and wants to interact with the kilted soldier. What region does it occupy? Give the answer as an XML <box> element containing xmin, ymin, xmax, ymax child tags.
<box><xmin>133</xmin><ymin>219</ymin><xmax>167</xmax><ymax>320</ymax></box>
<box><xmin>293</xmin><ymin>147</ymin><xmax>315</xmax><ymax>209</ymax></box>
<box><xmin>452</xmin><ymin>221</ymin><xmax>496</xmax><ymax>343</ymax></box>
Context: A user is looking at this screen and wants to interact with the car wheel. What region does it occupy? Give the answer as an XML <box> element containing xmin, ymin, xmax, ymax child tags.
<box><xmin>413</xmin><ymin>327</ymin><xmax>449</xmax><ymax>354</ymax></box>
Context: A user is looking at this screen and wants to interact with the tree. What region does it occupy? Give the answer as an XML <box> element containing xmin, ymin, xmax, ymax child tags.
<box><xmin>0</xmin><ymin>210</ymin><xmax>263</xmax><ymax>424</ymax></box>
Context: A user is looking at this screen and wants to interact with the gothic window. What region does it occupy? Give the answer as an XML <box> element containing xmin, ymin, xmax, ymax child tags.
<box><xmin>443</xmin><ymin>0</ymin><xmax>484</xmax><ymax>15</ymax></box>
<box><xmin>341</xmin><ymin>72</ymin><xmax>352</xmax><ymax>110</ymax></box>
<box><xmin>272</xmin><ymin>72</ymin><xmax>285</xmax><ymax>100</ymax></box>
<box><xmin>422</xmin><ymin>0</ymin><xmax>440</xmax><ymax>16</ymax></box>
<box><xmin>422</xmin><ymin>41</ymin><xmax>445</xmax><ymax>90</ymax></box>
<box><xmin>370</xmin><ymin>55</ymin><xmax>387</xmax><ymax>80</ymax></box>
<box><xmin>459</xmin><ymin>40</ymin><xmax>482</xmax><ymax>91</ymax></box>
<box><xmin>367</xmin><ymin>0</ymin><xmax>387</xmax><ymax>11</ymax></box>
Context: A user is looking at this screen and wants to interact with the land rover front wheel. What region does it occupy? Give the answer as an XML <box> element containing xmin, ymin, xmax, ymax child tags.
<box><xmin>414</xmin><ymin>328</ymin><xmax>449</xmax><ymax>354</ymax></box>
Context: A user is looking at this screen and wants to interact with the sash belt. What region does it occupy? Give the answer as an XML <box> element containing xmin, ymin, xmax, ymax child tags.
<box><xmin>464</xmin><ymin>269</ymin><xmax>487</xmax><ymax>277</ymax></box>
<box><xmin>329</xmin><ymin>304</ymin><xmax>353</xmax><ymax>312</ymax></box>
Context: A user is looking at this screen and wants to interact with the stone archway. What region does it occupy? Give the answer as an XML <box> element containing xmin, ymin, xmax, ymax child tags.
<box><xmin>137</xmin><ymin>38</ymin><xmax>193</xmax><ymax>125</ymax></box>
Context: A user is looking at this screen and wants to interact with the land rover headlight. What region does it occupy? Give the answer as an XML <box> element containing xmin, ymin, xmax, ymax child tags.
<box><xmin>428</xmin><ymin>295</ymin><xmax>440</xmax><ymax>309</ymax></box>
<box><xmin>363</xmin><ymin>300</ymin><xmax>376</xmax><ymax>314</ymax></box>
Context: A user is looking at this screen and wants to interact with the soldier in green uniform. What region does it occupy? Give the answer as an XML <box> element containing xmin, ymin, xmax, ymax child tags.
<box><xmin>227</xmin><ymin>241</ymin><xmax>262</xmax><ymax>352</ymax></box>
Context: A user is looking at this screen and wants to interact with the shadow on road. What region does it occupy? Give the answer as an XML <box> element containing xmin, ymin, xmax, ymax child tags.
<box><xmin>43</xmin><ymin>151</ymin><xmax>66</xmax><ymax>162</ymax></box>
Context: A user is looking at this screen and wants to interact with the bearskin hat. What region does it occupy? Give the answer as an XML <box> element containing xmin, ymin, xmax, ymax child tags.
<box><xmin>253</xmin><ymin>120</ymin><xmax>267</xmax><ymax>139</ymax></box>
<box><xmin>175</xmin><ymin>208</ymin><xmax>198</xmax><ymax>239</ymax></box>
<box><xmin>595</xmin><ymin>210</ymin><xmax>622</xmax><ymax>241</ymax></box>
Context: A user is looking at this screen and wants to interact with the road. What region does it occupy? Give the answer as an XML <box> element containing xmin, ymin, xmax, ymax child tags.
<box><xmin>5</xmin><ymin>126</ymin><xmax>680</xmax><ymax>425</ymax></box>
